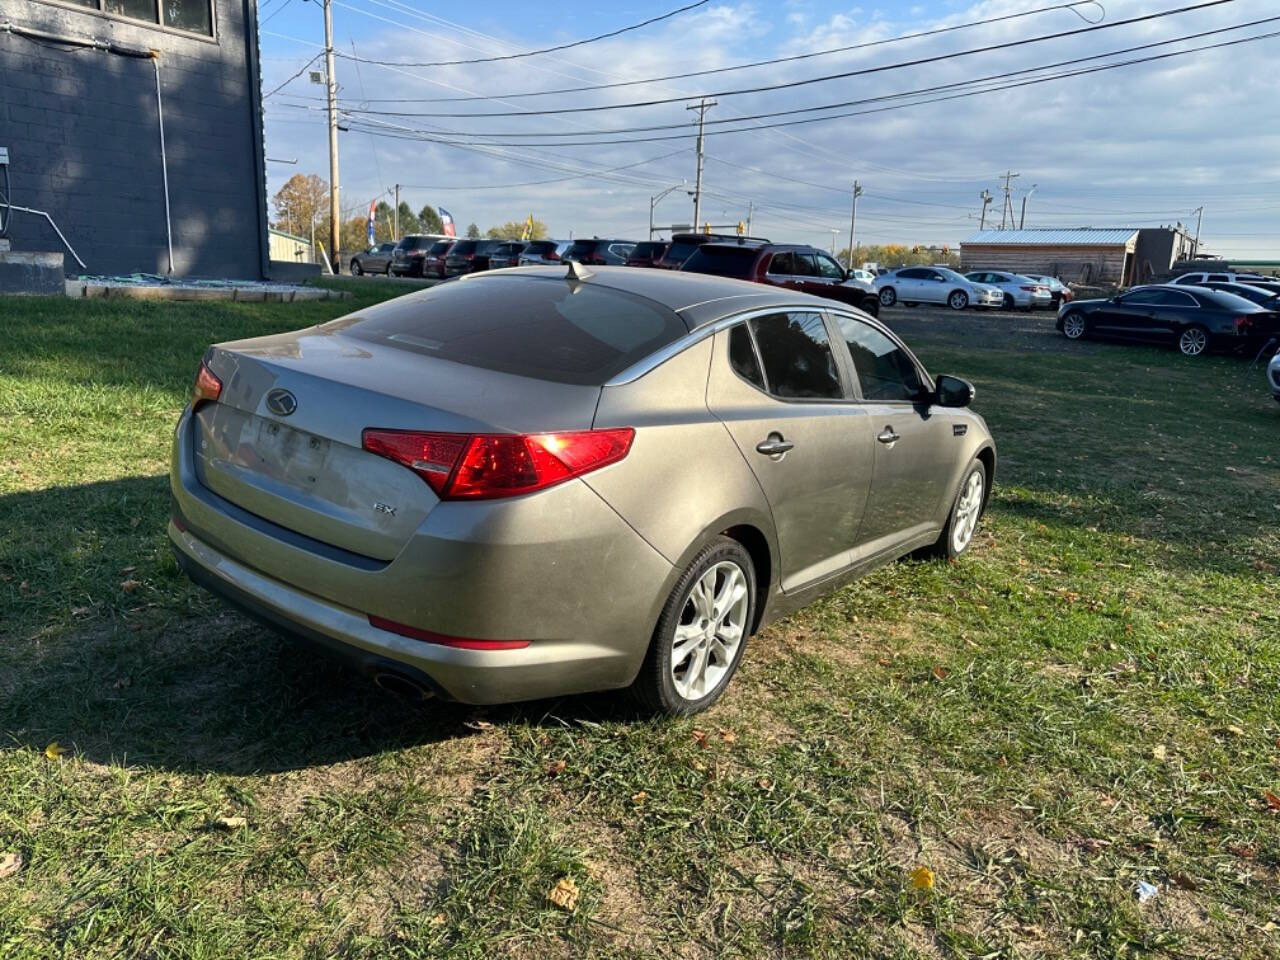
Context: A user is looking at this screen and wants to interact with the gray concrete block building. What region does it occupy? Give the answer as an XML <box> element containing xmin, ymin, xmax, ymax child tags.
<box><xmin>0</xmin><ymin>0</ymin><xmax>269</xmax><ymax>278</ymax></box>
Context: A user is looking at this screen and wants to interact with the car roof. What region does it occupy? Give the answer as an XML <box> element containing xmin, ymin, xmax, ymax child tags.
<box><xmin>455</xmin><ymin>265</ymin><xmax>854</xmax><ymax>329</ymax></box>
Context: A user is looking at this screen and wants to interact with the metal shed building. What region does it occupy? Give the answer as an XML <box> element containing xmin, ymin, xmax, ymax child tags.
<box><xmin>0</xmin><ymin>0</ymin><xmax>269</xmax><ymax>278</ymax></box>
<box><xmin>960</xmin><ymin>229</ymin><xmax>1139</xmax><ymax>286</ymax></box>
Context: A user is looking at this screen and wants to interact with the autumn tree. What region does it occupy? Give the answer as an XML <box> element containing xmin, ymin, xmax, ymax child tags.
<box><xmin>272</xmin><ymin>173</ymin><xmax>329</xmax><ymax>243</ymax></box>
<box><xmin>486</xmin><ymin>218</ymin><xmax>548</xmax><ymax>241</ymax></box>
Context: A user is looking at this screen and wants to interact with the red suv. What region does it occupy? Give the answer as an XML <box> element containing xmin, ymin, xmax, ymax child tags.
<box><xmin>680</xmin><ymin>243</ymin><xmax>880</xmax><ymax>316</ymax></box>
<box><xmin>656</xmin><ymin>232</ymin><xmax>768</xmax><ymax>270</ymax></box>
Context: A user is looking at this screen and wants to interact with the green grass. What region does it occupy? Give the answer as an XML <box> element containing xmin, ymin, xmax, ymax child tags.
<box><xmin>1</xmin><ymin>289</ymin><xmax>1278</xmax><ymax>958</ymax></box>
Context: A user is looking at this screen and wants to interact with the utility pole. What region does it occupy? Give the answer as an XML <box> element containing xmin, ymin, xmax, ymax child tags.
<box><xmin>998</xmin><ymin>170</ymin><xmax>1019</xmax><ymax>229</ymax></box>
<box><xmin>393</xmin><ymin>183</ymin><xmax>399</xmax><ymax>240</ymax></box>
<box><xmin>1192</xmin><ymin>205</ymin><xmax>1204</xmax><ymax>257</ymax></box>
<box><xmin>846</xmin><ymin>180</ymin><xmax>863</xmax><ymax>269</ymax></box>
<box><xmin>746</xmin><ymin>199</ymin><xmax>753</xmax><ymax>236</ymax></box>
<box><xmin>323</xmin><ymin>0</ymin><xmax>341</xmax><ymax>272</ymax></box>
<box><xmin>1019</xmin><ymin>183</ymin><xmax>1037</xmax><ymax>230</ymax></box>
<box><xmin>978</xmin><ymin>189</ymin><xmax>993</xmax><ymax>230</ymax></box>
<box><xmin>686</xmin><ymin>98</ymin><xmax>716</xmax><ymax>233</ymax></box>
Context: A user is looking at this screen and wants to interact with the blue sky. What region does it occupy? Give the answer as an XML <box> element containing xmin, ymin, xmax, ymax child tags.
<box><xmin>259</xmin><ymin>0</ymin><xmax>1280</xmax><ymax>255</ymax></box>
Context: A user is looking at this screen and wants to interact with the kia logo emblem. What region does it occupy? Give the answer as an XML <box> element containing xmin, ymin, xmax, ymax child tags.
<box><xmin>265</xmin><ymin>388</ymin><xmax>297</xmax><ymax>417</ymax></box>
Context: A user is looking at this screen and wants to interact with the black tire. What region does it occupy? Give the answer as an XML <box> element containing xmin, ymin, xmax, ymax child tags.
<box><xmin>384</xmin><ymin>262</ymin><xmax>393</xmax><ymax>275</ymax></box>
<box><xmin>1060</xmin><ymin>310</ymin><xmax>1087</xmax><ymax>340</ymax></box>
<box><xmin>922</xmin><ymin>459</ymin><xmax>988</xmax><ymax>560</ymax></box>
<box><xmin>1002</xmin><ymin>293</ymin><xmax>1015</xmax><ymax>311</ymax></box>
<box><xmin>1177</xmin><ymin>324</ymin><xmax>1210</xmax><ymax>357</ymax></box>
<box><xmin>879</xmin><ymin>287</ymin><xmax>897</xmax><ymax>307</ymax></box>
<box><xmin>631</xmin><ymin>536</ymin><xmax>756</xmax><ymax>716</ymax></box>
<box><xmin>860</xmin><ymin>296</ymin><xmax>880</xmax><ymax>318</ymax></box>
<box><xmin>351</xmin><ymin>260</ymin><xmax>364</xmax><ymax>276</ymax></box>
<box><xmin>948</xmin><ymin>290</ymin><xmax>970</xmax><ymax>311</ymax></box>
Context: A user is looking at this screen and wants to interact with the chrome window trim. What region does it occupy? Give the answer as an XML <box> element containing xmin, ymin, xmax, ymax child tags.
<box><xmin>605</xmin><ymin>304</ymin><xmax>843</xmax><ymax>387</ymax></box>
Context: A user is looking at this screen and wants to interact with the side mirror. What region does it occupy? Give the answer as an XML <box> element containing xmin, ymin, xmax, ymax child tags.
<box><xmin>934</xmin><ymin>374</ymin><xmax>975</xmax><ymax>408</ymax></box>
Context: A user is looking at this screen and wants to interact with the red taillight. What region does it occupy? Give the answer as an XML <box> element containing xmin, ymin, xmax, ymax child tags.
<box><xmin>368</xmin><ymin>614</ymin><xmax>529</xmax><ymax>650</ymax></box>
<box><xmin>1019</xmin><ymin>285</ymin><xmax>1037</xmax><ymax>292</ymax></box>
<box><xmin>193</xmin><ymin>359</ymin><xmax>222</xmax><ymax>406</ymax></box>
<box><xmin>546</xmin><ymin>251</ymin><xmax>560</xmax><ymax>261</ymax></box>
<box><xmin>1234</xmin><ymin>315</ymin><xmax>1253</xmax><ymax>329</ymax></box>
<box><xmin>361</xmin><ymin>428</ymin><xmax>634</xmax><ymax>500</ymax></box>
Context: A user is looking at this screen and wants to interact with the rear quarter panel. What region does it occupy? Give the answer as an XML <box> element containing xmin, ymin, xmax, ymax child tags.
<box><xmin>584</xmin><ymin>337</ymin><xmax>779</xmax><ymax>624</ymax></box>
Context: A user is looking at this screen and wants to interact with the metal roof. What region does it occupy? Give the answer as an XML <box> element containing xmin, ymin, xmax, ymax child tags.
<box><xmin>961</xmin><ymin>228</ymin><xmax>1139</xmax><ymax>246</ymax></box>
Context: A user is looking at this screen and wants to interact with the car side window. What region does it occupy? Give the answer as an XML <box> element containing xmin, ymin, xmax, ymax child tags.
<box><xmin>921</xmin><ymin>270</ymin><xmax>941</xmax><ymax>281</ymax></box>
<box><xmin>749</xmin><ymin>312</ymin><xmax>844</xmax><ymax>400</ymax></box>
<box><xmin>1172</xmin><ymin>275</ymin><xmax>1197</xmax><ymax>285</ymax></box>
<box><xmin>792</xmin><ymin>254</ymin><xmax>818</xmax><ymax>277</ymax></box>
<box><xmin>766</xmin><ymin>253</ymin><xmax>793</xmax><ymax>275</ymax></box>
<box><xmin>815</xmin><ymin>254</ymin><xmax>845</xmax><ymax>279</ymax></box>
<box><xmin>833</xmin><ymin>314</ymin><xmax>925</xmax><ymax>403</ymax></box>
<box><xmin>728</xmin><ymin>324</ymin><xmax>766</xmax><ymax>391</ymax></box>
<box><xmin>1207</xmin><ymin>274</ymin><xmax>1229</xmax><ymax>282</ymax></box>
<box><xmin>898</xmin><ymin>268</ymin><xmax>924</xmax><ymax>280</ymax></box>
<box><xmin>1156</xmin><ymin>290</ymin><xmax>1198</xmax><ymax>307</ymax></box>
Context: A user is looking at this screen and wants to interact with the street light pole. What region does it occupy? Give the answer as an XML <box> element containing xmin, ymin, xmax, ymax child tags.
<box><xmin>649</xmin><ymin>182</ymin><xmax>688</xmax><ymax>239</ymax></box>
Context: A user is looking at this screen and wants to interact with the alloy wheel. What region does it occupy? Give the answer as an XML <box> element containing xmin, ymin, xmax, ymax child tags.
<box><xmin>670</xmin><ymin>561</ymin><xmax>749</xmax><ymax>701</ymax></box>
<box><xmin>951</xmin><ymin>470</ymin><xmax>984</xmax><ymax>554</ymax></box>
<box><xmin>949</xmin><ymin>291</ymin><xmax>969</xmax><ymax>310</ymax></box>
<box><xmin>1062</xmin><ymin>313</ymin><xmax>1086</xmax><ymax>339</ymax></box>
<box><xmin>1178</xmin><ymin>326</ymin><xmax>1208</xmax><ymax>356</ymax></box>
<box><xmin>879</xmin><ymin>287</ymin><xmax>896</xmax><ymax>307</ymax></box>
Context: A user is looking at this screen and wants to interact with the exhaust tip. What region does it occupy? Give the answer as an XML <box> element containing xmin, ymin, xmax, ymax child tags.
<box><xmin>372</xmin><ymin>670</ymin><xmax>434</xmax><ymax>701</ymax></box>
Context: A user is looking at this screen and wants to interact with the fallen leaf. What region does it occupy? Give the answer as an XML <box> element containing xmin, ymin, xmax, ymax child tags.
<box><xmin>757</xmin><ymin>777</ymin><xmax>774</xmax><ymax>791</ymax></box>
<box><xmin>1151</xmin><ymin>744</ymin><xmax>1167</xmax><ymax>761</ymax></box>
<box><xmin>212</xmin><ymin>815</ymin><xmax>247</xmax><ymax>830</ymax></box>
<box><xmin>630</xmin><ymin>791</ymin><xmax>648</xmax><ymax>806</ymax></box>
<box><xmin>1263</xmin><ymin>790</ymin><xmax>1280</xmax><ymax>813</ymax></box>
<box><xmin>0</xmin><ymin>852</ymin><xmax>22</xmax><ymax>880</ymax></box>
<box><xmin>546</xmin><ymin>759</ymin><xmax>566</xmax><ymax>777</ymax></box>
<box><xmin>876</xmin><ymin>657</ymin><xmax>893</xmax><ymax>667</ymax></box>
<box><xmin>691</xmin><ymin>729</ymin><xmax>709</xmax><ymax>748</ymax></box>
<box><xmin>429</xmin><ymin>913</ymin><xmax>447</xmax><ymax>926</ymax></box>
<box><xmin>1170</xmin><ymin>872</ymin><xmax>1197</xmax><ymax>891</ymax></box>
<box><xmin>120</xmin><ymin>579</ymin><xmax>142</xmax><ymax>593</ymax></box>
<box><xmin>44</xmin><ymin>741</ymin><xmax>67</xmax><ymax>760</ymax></box>
<box><xmin>931</xmin><ymin>666</ymin><xmax>949</xmax><ymax>681</ymax></box>
<box><xmin>547</xmin><ymin>875</ymin><xmax>580</xmax><ymax>912</ymax></box>
<box><xmin>71</xmin><ymin>606</ymin><xmax>91</xmax><ymax>617</ymax></box>
<box><xmin>1078</xmin><ymin>837</ymin><xmax>1110</xmax><ymax>854</ymax></box>
<box><xmin>1223</xmin><ymin>724</ymin><xmax>1246</xmax><ymax>738</ymax></box>
<box><xmin>909</xmin><ymin>866</ymin><xmax>935</xmax><ymax>891</ymax></box>
<box><xmin>1227</xmin><ymin>843</ymin><xmax>1257</xmax><ymax>859</ymax></box>
<box><xmin>718</xmin><ymin>728</ymin><xmax>737</xmax><ymax>744</ymax></box>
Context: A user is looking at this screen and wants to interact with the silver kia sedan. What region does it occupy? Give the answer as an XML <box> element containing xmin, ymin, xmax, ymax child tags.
<box><xmin>170</xmin><ymin>266</ymin><xmax>995</xmax><ymax>715</ymax></box>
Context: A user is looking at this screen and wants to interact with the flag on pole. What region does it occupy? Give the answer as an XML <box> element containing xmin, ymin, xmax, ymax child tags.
<box><xmin>366</xmin><ymin>200</ymin><xmax>376</xmax><ymax>246</ymax></box>
<box><xmin>439</xmin><ymin>207</ymin><xmax>456</xmax><ymax>238</ymax></box>
<box><xmin>521</xmin><ymin>214</ymin><xmax>535</xmax><ymax>241</ymax></box>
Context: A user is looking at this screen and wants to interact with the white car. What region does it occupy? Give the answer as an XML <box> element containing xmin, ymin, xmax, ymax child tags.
<box><xmin>875</xmin><ymin>266</ymin><xmax>1003</xmax><ymax>311</ymax></box>
<box><xmin>1269</xmin><ymin>352</ymin><xmax>1280</xmax><ymax>403</ymax></box>
<box><xmin>965</xmin><ymin>271</ymin><xmax>1054</xmax><ymax>310</ymax></box>
<box><xmin>849</xmin><ymin>267</ymin><xmax>877</xmax><ymax>284</ymax></box>
<box><xmin>1172</xmin><ymin>270</ymin><xmax>1269</xmax><ymax>286</ymax></box>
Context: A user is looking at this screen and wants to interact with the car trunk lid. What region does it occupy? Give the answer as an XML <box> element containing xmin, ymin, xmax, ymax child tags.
<box><xmin>194</xmin><ymin>329</ymin><xmax>601</xmax><ymax>561</ymax></box>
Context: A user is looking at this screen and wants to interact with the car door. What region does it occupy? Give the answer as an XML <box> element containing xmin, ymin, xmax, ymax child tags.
<box><xmin>764</xmin><ymin>252</ymin><xmax>801</xmax><ymax>291</ymax></box>
<box><xmin>1144</xmin><ymin>288</ymin><xmax>1201</xmax><ymax>341</ymax></box>
<box><xmin>706</xmin><ymin>312</ymin><xmax>874</xmax><ymax>592</ymax></box>
<box><xmin>1094</xmin><ymin>289</ymin><xmax>1163</xmax><ymax>338</ymax></box>
<box><xmin>892</xmin><ymin>268</ymin><xmax>923</xmax><ymax>300</ymax></box>
<box><xmin>829</xmin><ymin>311</ymin><xmax>956</xmax><ymax>554</ymax></box>
<box><xmin>919</xmin><ymin>269</ymin><xmax>949</xmax><ymax>304</ymax></box>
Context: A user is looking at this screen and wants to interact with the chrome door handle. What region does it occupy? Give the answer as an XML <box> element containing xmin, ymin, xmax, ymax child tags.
<box><xmin>756</xmin><ymin>436</ymin><xmax>794</xmax><ymax>456</ymax></box>
<box><xmin>877</xmin><ymin>428</ymin><xmax>900</xmax><ymax>445</ymax></box>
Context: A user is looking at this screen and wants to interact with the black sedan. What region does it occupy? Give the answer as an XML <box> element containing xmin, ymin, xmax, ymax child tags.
<box><xmin>1057</xmin><ymin>285</ymin><xmax>1278</xmax><ymax>357</ymax></box>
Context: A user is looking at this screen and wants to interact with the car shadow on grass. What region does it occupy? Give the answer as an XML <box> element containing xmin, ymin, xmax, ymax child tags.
<box><xmin>1</xmin><ymin>475</ymin><xmax>649</xmax><ymax>775</ymax></box>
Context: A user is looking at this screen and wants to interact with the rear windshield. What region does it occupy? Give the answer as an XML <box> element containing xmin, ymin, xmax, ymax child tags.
<box><xmin>663</xmin><ymin>240</ymin><xmax>701</xmax><ymax>263</ymax></box>
<box><xmin>399</xmin><ymin>236</ymin><xmax>430</xmax><ymax>250</ymax></box>
<box><xmin>450</xmin><ymin>240</ymin><xmax>480</xmax><ymax>255</ymax></box>
<box><xmin>426</xmin><ymin>241</ymin><xmax>452</xmax><ymax>255</ymax></box>
<box><xmin>681</xmin><ymin>246</ymin><xmax>757</xmax><ymax>279</ymax></box>
<box><xmin>631</xmin><ymin>242</ymin><xmax>665</xmax><ymax>258</ymax></box>
<box><xmin>524</xmin><ymin>241</ymin><xmax>557</xmax><ymax>255</ymax></box>
<box><xmin>564</xmin><ymin>240</ymin><xmax>600</xmax><ymax>259</ymax></box>
<box><xmin>339</xmin><ymin>276</ymin><xmax>688</xmax><ymax>386</ymax></box>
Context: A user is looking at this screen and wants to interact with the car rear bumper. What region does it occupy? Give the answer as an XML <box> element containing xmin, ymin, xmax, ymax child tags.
<box><xmin>169</xmin><ymin>408</ymin><xmax>673</xmax><ymax>704</ymax></box>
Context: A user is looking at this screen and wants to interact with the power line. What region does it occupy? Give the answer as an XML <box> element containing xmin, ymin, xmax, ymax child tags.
<box><xmin>395</xmin><ymin>148</ymin><xmax>692</xmax><ymax>190</ymax></box>
<box><xmin>326</xmin><ymin>0</ymin><xmax>1101</xmax><ymax>100</ymax></box>
<box><xmin>263</xmin><ymin>52</ymin><xmax>323</xmax><ymax>99</ymax></box>
<box><xmin>331</xmin><ymin>0</ymin><xmax>707</xmax><ymax>66</ymax></box>
<box><xmin>332</xmin><ymin>0</ymin><xmax>1237</xmax><ymax>118</ymax></box>
<box><xmin>345</xmin><ymin>13</ymin><xmax>1279</xmax><ymax>137</ymax></box>
<box><xmin>332</xmin><ymin>26</ymin><xmax>1278</xmax><ymax>147</ymax></box>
